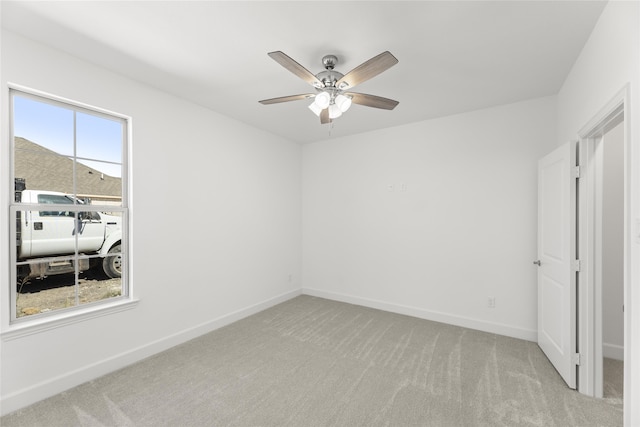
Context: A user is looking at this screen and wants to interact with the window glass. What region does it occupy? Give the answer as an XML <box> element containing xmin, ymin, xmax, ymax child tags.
<box><xmin>38</xmin><ymin>194</ymin><xmax>74</xmax><ymax>204</ymax></box>
<box><xmin>13</xmin><ymin>95</ymin><xmax>74</xmax><ymax>156</ymax></box>
<box><xmin>14</xmin><ymin>146</ymin><xmax>75</xmax><ymax>196</ymax></box>
<box><xmin>76</xmin><ymin>111</ymin><xmax>123</xmax><ymax>164</ymax></box>
<box><xmin>10</xmin><ymin>89</ymin><xmax>128</xmax><ymax>322</ymax></box>
<box><xmin>76</xmin><ymin>159</ymin><xmax>123</xmax><ymax>206</ymax></box>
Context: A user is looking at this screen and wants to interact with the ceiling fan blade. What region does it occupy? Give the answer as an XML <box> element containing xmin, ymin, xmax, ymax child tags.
<box><xmin>259</xmin><ymin>94</ymin><xmax>315</xmax><ymax>105</ymax></box>
<box><xmin>335</xmin><ymin>51</ymin><xmax>398</xmax><ymax>90</ymax></box>
<box><xmin>320</xmin><ymin>108</ymin><xmax>331</xmax><ymax>124</ymax></box>
<box><xmin>268</xmin><ymin>51</ymin><xmax>324</xmax><ymax>88</ymax></box>
<box><xmin>345</xmin><ymin>92</ymin><xmax>399</xmax><ymax>110</ymax></box>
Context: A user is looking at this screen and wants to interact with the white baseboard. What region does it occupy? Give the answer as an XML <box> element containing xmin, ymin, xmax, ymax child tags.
<box><xmin>603</xmin><ymin>342</ymin><xmax>624</xmax><ymax>361</ymax></box>
<box><xmin>0</xmin><ymin>288</ymin><xmax>301</xmax><ymax>416</ymax></box>
<box><xmin>302</xmin><ymin>288</ymin><xmax>537</xmax><ymax>342</ymax></box>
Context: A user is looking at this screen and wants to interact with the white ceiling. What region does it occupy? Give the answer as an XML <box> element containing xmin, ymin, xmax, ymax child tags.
<box><xmin>2</xmin><ymin>1</ymin><xmax>607</xmax><ymax>144</ymax></box>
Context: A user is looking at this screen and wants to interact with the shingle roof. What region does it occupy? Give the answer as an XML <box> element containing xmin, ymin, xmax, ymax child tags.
<box><xmin>14</xmin><ymin>137</ymin><xmax>122</xmax><ymax>200</ymax></box>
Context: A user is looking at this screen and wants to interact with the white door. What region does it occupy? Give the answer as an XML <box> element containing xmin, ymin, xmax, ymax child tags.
<box><xmin>537</xmin><ymin>142</ymin><xmax>577</xmax><ymax>389</ymax></box>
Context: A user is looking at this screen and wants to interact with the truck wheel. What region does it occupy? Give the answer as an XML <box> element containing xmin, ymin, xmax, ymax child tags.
<box><xmin>102</xmin><ymin>244</ymin><xmax>122</xmax><ymax>279</ymax></box>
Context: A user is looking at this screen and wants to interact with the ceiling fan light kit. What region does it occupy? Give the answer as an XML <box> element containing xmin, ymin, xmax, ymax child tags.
<box><xmin>259</xmin><ymin>51</ymin><xmax>399</xmax><ymax>125</ymax></box>
<box><xmin>328</xmin><ymin>103</ymin><xmax>343</xmax><ymax>119</ymax></box>
<box><xmin>308</xmin><ymin>92</ymin><xmax>351</xmax><ymax>119</ymax></box>
<box><xmin>308</xmin><ymin>102</ymin><xmax>323</xmax><ymax>116</ymax></box>
<box><xmin>335</xmin><ymin>94</ymin><xmax>352</xmax><ymax>112</ymax></box>
<box><xmin>313</xmin><ymin>91</ymin><xmax>331</xmax><ymax>110</ymax></box>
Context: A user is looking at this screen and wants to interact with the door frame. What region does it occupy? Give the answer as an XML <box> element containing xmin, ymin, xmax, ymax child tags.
<box><xmin>577</xmin><ymin>85</ymin><xmax>629</xmax><ymax>398</ymax></box>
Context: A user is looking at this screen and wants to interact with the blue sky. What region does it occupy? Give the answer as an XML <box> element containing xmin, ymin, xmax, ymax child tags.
<box><xmin>13</xmin><ymin>95</ymin><xmax>123</xmax><ymax>178</ymax></box>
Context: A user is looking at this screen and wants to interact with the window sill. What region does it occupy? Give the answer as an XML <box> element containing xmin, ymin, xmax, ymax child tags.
<box><xmin>1</xmin><ymin>298</ymin><xmax>139</xmax><ymax>341</ymax></box>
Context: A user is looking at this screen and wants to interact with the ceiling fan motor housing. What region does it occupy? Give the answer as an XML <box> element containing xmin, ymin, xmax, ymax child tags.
<box><xmin>316</xmin><ymin>70</ymin><xmax>344</xmax><ymax>89</ymax></box>
<box><xmin>317</xmin><ymin>55</ymin><xmax>343</xmax><ymax>89</ymax></box>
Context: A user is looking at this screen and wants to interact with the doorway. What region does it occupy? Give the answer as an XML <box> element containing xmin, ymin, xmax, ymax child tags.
<box><xmin>601</xmin><ymin>120</ymin><xmax>624</xmax><ymax>402</ymax></box>
<box><xmin>537</xmin><ymin>86</ymin><xmax>629</xmax><ymax>405</ymax></box>
<box><xmin>576</xmin><ymin>86</ymin><xmax>629</xmax><ymax>402</ymax></box>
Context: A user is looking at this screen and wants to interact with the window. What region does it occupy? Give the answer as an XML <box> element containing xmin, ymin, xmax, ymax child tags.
<box><xmin>38</xmin><ymin>194</ymin><xmax>75</xmax><ymax>217</ymax></box>
<box><xmin>9</xmin><ymin>88</ymin><xmax>129</xmax><ymax>323</ymax></box>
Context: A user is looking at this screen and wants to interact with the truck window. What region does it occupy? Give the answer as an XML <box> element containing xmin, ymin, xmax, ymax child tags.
<box><xmin>38</xmin><ymin>194</ymin><xmax>75</xmax><ymax>217</ymax></box>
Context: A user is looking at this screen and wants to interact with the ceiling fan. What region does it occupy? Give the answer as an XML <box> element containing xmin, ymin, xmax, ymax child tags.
<box><xmin>259</xmin><ymin>51</ymin><xmax>399</xmax><ymax>124</ymax></box>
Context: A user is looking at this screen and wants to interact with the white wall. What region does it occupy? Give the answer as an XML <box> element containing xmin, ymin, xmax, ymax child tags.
<box><xmin>556</xmin><ymin>1</ymin><xmax>640</xmax><ymax>424</ymax></box>
<box><xmin>602</xmin><ymin>120</ymin><xmax>624</xmax><ymax>360</ymax></box>
<box><xmin>0</xmin><ymin>30</ymin><xmax>302</xmax><ymax>414</ymax></box>
<box><xmin>302</xmin><ymin>96</ymin><xmax>557</xmax><ymax>341</ymax></box>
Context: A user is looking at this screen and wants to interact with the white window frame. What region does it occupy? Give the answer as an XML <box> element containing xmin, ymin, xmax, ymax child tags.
<box><xmin>4</xmin><ymin>85</ymin><xmax>136</xmax><ymax>337</ymax></box>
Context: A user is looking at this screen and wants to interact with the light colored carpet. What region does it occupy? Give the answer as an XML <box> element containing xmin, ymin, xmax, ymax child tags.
<box><xmin>1</xmin><ymin>295</ymin><xmax>623</xmax><ymax>426</ymax></box>
<box><xmin>603</xmin><ymin>357</ymin><xmax>624</xmax><ymax>402</ymax></box>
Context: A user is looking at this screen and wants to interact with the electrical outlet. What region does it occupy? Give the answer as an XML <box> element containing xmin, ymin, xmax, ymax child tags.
<box><xmin>488</xmin><ymin>297</ymin><xmax>496</xmax><ymax>308</ymax></box>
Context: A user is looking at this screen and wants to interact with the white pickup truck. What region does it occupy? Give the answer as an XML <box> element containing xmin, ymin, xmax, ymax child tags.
<box><xmin>16</xmin><ymin>188</ymin><xmax>122</xmax><ymax>280</ymax></box>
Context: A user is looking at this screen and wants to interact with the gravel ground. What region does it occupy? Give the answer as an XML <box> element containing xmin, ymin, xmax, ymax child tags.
<box><xmin>16</xmin><ymin>270</ymin><xmax>121</xmax><ymax>318</ymax></box>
